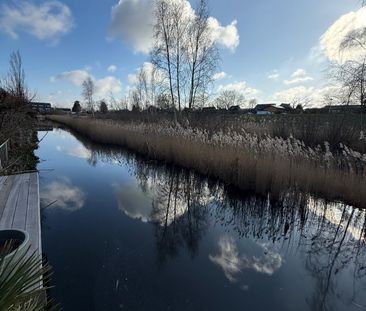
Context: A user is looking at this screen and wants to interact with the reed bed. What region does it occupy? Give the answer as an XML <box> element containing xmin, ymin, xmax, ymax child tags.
<box><xmin>48</xmin><ymin>115</ymin><xmax>366</xmax><ymax>208</ymax></box>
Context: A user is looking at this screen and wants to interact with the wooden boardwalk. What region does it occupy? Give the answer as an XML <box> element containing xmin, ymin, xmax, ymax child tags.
<box><xmin>0</xmin><ymin>172</ymin><xmax>41</xmax><ymax>256</ymax></box>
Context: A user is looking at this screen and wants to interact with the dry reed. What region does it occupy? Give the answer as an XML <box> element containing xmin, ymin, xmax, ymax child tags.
<box><xmin>48</xmin><ymin>115</ymin><xmax>366</xmax><ymax>208</ymax></box>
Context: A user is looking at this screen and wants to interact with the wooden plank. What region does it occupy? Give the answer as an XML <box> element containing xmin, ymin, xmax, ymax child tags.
<box><xmin>26</xmin><ymin>173</ymin><xmax>41</xmax><ymax>255</ymax></box>
<box><xmin>0</xmin><ymin>175</ymin><xmax>7</xmax><ymax>187</ymax></box>
<box><xmin>0</xmin><ymin>174</ymin><xmax>23</xmax><ymax>229</ymax></box>
<box><xmin>0</xmin><ymin>172</ymin><xmax>42</xmax><ymax>290</ymax></box>
<box><xmin>0</xmin><ymin>175</ymin><xmax>14</xmax><ymax>220</ymax></box>
<box><xmin>12</xmin><ymin>174</ymin><xmax>30</xmax><ymax>230</ymax></box>
<box><xmin>0</xmin><ymin>172</ymin><xmax>41</xmax><ymax>256</ymax></box>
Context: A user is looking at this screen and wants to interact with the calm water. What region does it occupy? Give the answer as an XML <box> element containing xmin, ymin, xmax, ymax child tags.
<box><xmin>37</xmin><ymin>128</ymin><xmax>366</xmax><ymax>311</ymax></box>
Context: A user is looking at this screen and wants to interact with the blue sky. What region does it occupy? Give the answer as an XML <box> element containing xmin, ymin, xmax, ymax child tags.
<box><xmin>0</xmin><ymin>0</ymin><xmax>363</xmax><ymax>107</ymax></box>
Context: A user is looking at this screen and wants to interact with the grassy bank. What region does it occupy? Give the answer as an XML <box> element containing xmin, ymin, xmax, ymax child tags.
<box><xmin>48</xmin><ymin>115</ymin><xmax>366</xmax><ymax>208</ymax></box>
<box><xmin>98</xmin><ymin>110</ymin><xmax>366</xmax><ymax>153</ymax></box>
<box><xmin>0</xmin><ymin>106</ymin><xmax>38</xmax><ymax>175</ymax></box>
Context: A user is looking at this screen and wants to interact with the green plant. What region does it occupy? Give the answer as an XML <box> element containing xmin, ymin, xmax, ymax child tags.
<box><xmin>0</xmin><ymin>246</ymin><xmax>59</xmax><ymax>311</ymax></box>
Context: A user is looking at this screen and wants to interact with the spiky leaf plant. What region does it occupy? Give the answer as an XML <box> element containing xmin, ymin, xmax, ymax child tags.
<box><xmin>0</xmin><ymin>245</ymin><xmax>59</xmax><ymax>310</ymax></box>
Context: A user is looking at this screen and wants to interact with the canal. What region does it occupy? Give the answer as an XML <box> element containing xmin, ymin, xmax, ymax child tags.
<box><xmin>37</xmin><ymin>128</ymin><xmax>366</xmax><ymax>311</ymax></box>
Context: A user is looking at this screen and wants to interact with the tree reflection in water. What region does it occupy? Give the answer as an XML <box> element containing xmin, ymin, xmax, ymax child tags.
<box><xmin>73</xmin><ymin>131</ymin><xmax>366</xmax><ymax>311</ymax></box>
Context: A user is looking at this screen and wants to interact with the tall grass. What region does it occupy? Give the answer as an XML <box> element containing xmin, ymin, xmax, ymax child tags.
<box><xmin>48</xmin><ymin>115</ymin><xmax>366</xmax><ymax>208</ymax></box>
<box><xmin>98</xmin><ymin>110</ymin><xmax>366</xmax><ymax>153</ymax></box>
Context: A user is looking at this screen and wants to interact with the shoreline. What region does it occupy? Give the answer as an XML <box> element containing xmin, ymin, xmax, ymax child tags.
<box><xmin>47</xmin><ymin>114</ymin><xmax>366</xmax><ymax>209</ymax></box>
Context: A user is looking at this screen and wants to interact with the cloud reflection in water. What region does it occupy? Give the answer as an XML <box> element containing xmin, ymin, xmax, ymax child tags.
<box><xmin>56</xmin><ymin>144</ymin><xmax>92</xmax><ymax>160</ymax></box>
<box><xmin>209</xmin><ymin>235</ymin><xmax>282</xmax><ymax>284</ymax></box>
<box><xmin>41</xmin><ymin>178</ymin><xmax>85</xmax><ymax>212</ymax></box>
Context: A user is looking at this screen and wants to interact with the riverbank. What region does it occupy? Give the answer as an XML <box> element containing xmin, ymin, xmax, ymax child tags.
<box><xmin>48</xmin><ymin>115</ymin><xmax>366</xmax><ymax>208</ymax></box>
<box><xmin>0</xmin><ymin>108</ymin><xmax>38</xmax><ymax>175</ymax></box>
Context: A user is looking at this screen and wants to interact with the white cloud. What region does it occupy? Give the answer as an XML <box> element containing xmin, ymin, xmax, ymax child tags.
<box><xmin>109</xmin><ymin>0</ymin><xmax>155</xmax><ymax>53</ymax></box>
<box><xmin>51</xmin><ymin>69</ymin><xmax>90</xmax><ymax>86</ymax></box>
<box><xmin>113</xmin><ymin>183</ymin><xmax>153</xmax><ymax>223</ymax></box>
<box><xmin>267</xmin><ymin>70</ymin><xmax>280</xmax><ymax>81</ymax></box>
<box><xmin>207</xmin><ymin>18</ymin><xmax>240</xmax><ymax>51</ymax></box>
<box><xmin>109</xmin><ymin>0</ymin><xmax>240</xmax><ymax>53</ymax></box>
<box><xmin>209</xmin><ymin>236</ymin><xmax>282</xmax><ymax>283</ymax></box>
<box><xmin>107</xmin><ymin>65</ymin><xmax>118</xmax><ymax>73</ymax></box>
<box><xmin>271</xmin><ymin>85</ymin><xmax>314</xmax><ymax>104</ymax></box>
<box><xmin>218</xmin><ymin>81</ymin><xmax>259</xmax><ymax>99</ymax></box>
<box><xmin>213</xmin><ymin>71</ymin><xmax>227</xmax><ymax>80</ymax></box>
<box><xmin>56</xmin><ymin>144</ymin><xmax>92</xmax><ymax>160</ymax></box>
<box><xmin>127</xmin><ymin>61</ymin><xmax>165</xmax><ymax>85</ymax></box>
<box><xmin>0</xmin><ymin>0</ymin><xmax>73</xmax><ymax>42</ymax></box>
<box><xmin>94</xmin><ymin>76</ymin><xmax>122</xmax><ymax>97</ymax></box>
<box><xmin>284</xmin><ymin>68</ymin><xmax>313</xmax><ymax>85</ymax></box>
<box><xmin>320</xmin><ymin>7</ymin><xmax>366</xmax><ymax>64</ymax></box>
<box><xmin>209</xmin><ymin>236</ymin><xmax>241</xmax><ymax>282</ymax></box>
<box><xmin>307</xmin><ymin>45</ymin><xmax>328</xmax><ymax>65</ymax></box>
<box><xmin>51</xmin><ymin>69</ymin><xmax>122</xmax><ymax>98</ymax></box>
<box><xmin>270</xmin><ymin>84</ymin><xmax>343</xmax><ymax>107</ymax></box>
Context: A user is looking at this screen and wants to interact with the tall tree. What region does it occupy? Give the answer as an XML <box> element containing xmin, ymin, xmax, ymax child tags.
<box><xmin>82</xmin><ymin>77</ymin><xmax>95</xmax><ymax>116</ymax></box>
<box><xmin>133</xmin><ymin>64</ymin><xmax>164</xmax><ymax>109</ymax></box>
<box><xmin>187</xmin><ymin>0</ymin><xmax>219</xmax><ymax>109</ymax></box>
<box><xmin>152</xmin><ymin>0</ymin><xmax>177</xmax><ymax>116</ymax></box>
<box><xmin>99</xmin><ymin>100</ymin><xmax>108</xmax><ymax>114</ymax></box>
<box><xmin>151</xmin><ymin>0</ymin><xmax>220</xmax><ymax>115</ymax></box>
<box><xmin>330</xmin><ymin>26</ymin><xmax>366</xmax><ymax>108</ymax></box>
<box><xmin>72</xmin><ymin>100</ymin><xmax>82</xmax><ymax>113</ymax></box>
<box><xmin>4</xmin><ymin>51</ymin><xmax>31</xmax><ymax>102</ymax></box>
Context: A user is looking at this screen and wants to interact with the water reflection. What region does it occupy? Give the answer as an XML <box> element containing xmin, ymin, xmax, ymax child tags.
<box><xmin>209</xmin><ymin>237</ymin><xmax>283</xmax><ymax>283</ymax></box>
<box><xmin>56</xmin><ymin>144</ymin><xmax>92</xmax><ymax>160</ymax></box>
<box><xmin>41</xmin><ymin>177</ymin><xmax>85</xmax><ymax>212</ymax></box>
<box><xmin>113</xmin><ymin>183</ymin><xmax>153</xmax><ymax>222</ymax></box>
<box><xmin>41</xmin><ymin>128</ymin><xmax>366</xmax><ymax>311</ymax></box>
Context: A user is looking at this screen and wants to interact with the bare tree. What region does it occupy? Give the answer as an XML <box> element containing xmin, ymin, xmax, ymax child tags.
<box><xmin>288</xmin><ymin>94</ymin><xmax>311</xmax><ymax>109</ymax></box>
<box><xmin>248</xmin><ymin>98</ymin><xmax>257</xmax><ymax>109</ymax></box>
<box><xmin>215</xmin><ymin>90</ymin><xmax>245</xmax><ymax>109</ymax></box>
<box><xmin>329</xmin><ymin>60</ymin><xmax>366</xmax><ymax>107</ymax></box>
<box><xmin>329</xmin><ymin>27</ymin><xmax>366</xmax><ymax>108</ymax></box>
<box><xmin>156</xmin><ymin>93</ymin><xmax>171</xmax><ymax>109</ymax></box>
<box><xmin>133</xmin><ymin>64</ymin><xmax>165</xmax><ymax>109</ymax></box>
<box><xmin>171</xmin><ymin>0</ymin><xmax>190</xmax><ymax>112</ymax></box>
<box><xmin>130</xmin><ymin>89</ymin><xmax>142</xmax><ymax>111</ymax></box>
<box><xmin>4</xmin><ymin>51</ymin><xmax>31</xmax><ymax>102</ymax></box>
<box><xmin>82</xmin><ymin>77</ymin><xmax>95</xmax><ymax>116</ymax></box>
<box><xmin>152</xmin><ymin>0</ymin><xmax>177</xmax><ymax>116</ymax></box>
<box><xmin>151</xmin><ymin>0</ymin><xmax>220</xmax><ymax>116</ymax></box>
<box><xmin>187</xmin><ymin>0</ymin><xmax>219</xmax><ymax>109</ymax></box>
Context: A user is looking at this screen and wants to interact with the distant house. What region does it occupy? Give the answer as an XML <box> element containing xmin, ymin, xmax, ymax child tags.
<box><xmin>200</xmin><ymin>107</ymin><xmax>217</xmax><ymax>113</ymax></box>
<box><xmin>30</xmin><ymin>102</ymin><xmax>52</xmax><ymax>113</ymax></box>
<box><xmin>322</xmin><ymin>105</ymin><xmax>365</xmax><ymax>114</ymax></box>
<box><xmin>254</xmin><ymin>104</ymin><xmax>284</xmax><ymax>115</ymax></box>
<box><xmin>280</xmin><ymin>103</ymin><xmax>294</xmax><ymax>112</ymax></box>
<box><xmin>228</xmin><ymin>105</ymin><xmax>241</xmax><ymax>112</ymax></box>
<box><xmin>56</xmin><ymin>108</ymin><xmax>72</xmax><ymax>113</ymax></box>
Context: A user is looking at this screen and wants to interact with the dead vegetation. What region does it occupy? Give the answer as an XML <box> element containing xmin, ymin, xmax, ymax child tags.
<box><xmin>0</xmin><ymin>51</ymin><xmax>38</xmax><ymax>175</ymax></box>
<box><xmin>48</xmin><ymin>115</ymin><xmax>366</xmax><ymax>208</ymax></box>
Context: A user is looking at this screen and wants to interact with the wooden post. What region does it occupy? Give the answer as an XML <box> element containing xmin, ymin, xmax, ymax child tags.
<box><xmin>0</xmin><ymin>139</ymin><xmax>10</xmax><ymax>169</ymax></box>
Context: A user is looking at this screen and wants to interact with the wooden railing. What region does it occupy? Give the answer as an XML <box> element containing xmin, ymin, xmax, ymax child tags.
<box><xmin>0</xmin><ymin>139</ymin><xmax>10</xmax><ymax>169</ymax></box>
